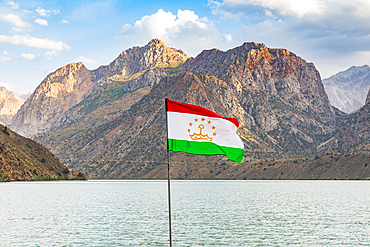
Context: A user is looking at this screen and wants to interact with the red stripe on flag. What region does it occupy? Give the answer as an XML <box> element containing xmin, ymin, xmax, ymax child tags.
<box><xmin>165</xmin><ymin>98</ymin><xmax>239</xmax><ymax>127</ymax></box>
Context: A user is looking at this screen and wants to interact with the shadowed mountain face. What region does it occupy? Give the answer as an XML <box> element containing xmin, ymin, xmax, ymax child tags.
<box><xmin>318</xmin><ymin>87</ymin><xmax>370</xmax><ymax>154</ymax></box>
<box><xmin>0</xmin><ymin>124</ymin><xmax>85</xmax><ymax>182</ymax></box>
<box><xmin>323</xmin><ymin>65</ymin><xmax>370</xmax><ymax>113</ymax></box>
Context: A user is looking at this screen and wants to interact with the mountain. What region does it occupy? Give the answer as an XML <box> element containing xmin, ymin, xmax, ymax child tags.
<box><xmin>10</xmin><ymin>39</ymin><xmax>188</xmax><ymax>138</ymax></box>
<box><xmin>10</xmin><ymin>62</ymin><xmax>95</xmax><ymax>137</ymax></box>
<box><xmin>0</xmin><ymin>87</ymin><xmax>24</xmax><ymax>126</ymax></box>
<box><xmin>318</xmin><ymin>87</ymin><xmax>370</xmax><ymax>153</ymax></box>
<box><xmin>21</xmin><ymin>39</ymin><xmax>349</xmax><ymax>178</ymax></box>
<box><xmin>0</xmin><ymin>124</ymin><xmax>86</xmax><ymax>182</ymax></box>
<box><xmin>182</xmin><ymin>42</ymin><xmax>347</xmax><ymax>154</ymax></box>
<box><xmin>20</xmin><ymin>92</ymin><xmax>32</xmax><ymax>100</ymax></box>
<box><xmin>323</xmin><ymin>65</ymin><xmax>370</xmax><ymax>113</ymax></box>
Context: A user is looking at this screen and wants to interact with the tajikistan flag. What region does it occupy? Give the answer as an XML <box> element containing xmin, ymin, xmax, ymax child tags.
<box><xmin>165</xmin><ymin>98</ymin><xmax>244</xmax><ymax>163</ymax></box>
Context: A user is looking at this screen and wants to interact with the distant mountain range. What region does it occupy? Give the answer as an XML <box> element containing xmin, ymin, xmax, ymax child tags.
<box><xmin>3</xmin><ymin>39</ymin><xmax>370</xmax><ymax>179</ymax></box>
<box><xmin>323</xmin><ymin>65</ymin><xmax>370</xmax><ymax>113</ymax></box>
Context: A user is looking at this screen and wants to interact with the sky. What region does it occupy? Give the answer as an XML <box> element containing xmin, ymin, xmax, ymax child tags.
<box><xmin>1</xmin><ymin>0</ymin><xmax>370</xmax><ymax>95</ymax></box>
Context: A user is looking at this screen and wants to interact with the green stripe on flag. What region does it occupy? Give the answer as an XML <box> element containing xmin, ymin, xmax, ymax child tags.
<box><xmin>168</xmin><ymin>139</ymin><xmax>244</xmax><ymax>163</ymax></box>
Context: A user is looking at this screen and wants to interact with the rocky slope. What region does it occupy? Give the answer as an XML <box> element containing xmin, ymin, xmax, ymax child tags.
<box><xmin>10</xmin><ymin>62</ymin><xmax>95</xmax><ymax>137</ymax></box>
<box><xmin>323</xmin><ymin>65</ymin><xmax>370</xmax><ymax>113</ymax></box>
<box><xmin>10</xmin><ymin>39</ymin><xmax>188</xmax><ymax>138</ymax></box>
<box><xmin>0</xmin><ymin>124</ymin><xmax>86</xmax><ymax>182</ymax></box>
<box><xmin>318</xmin><ymin>88</ymin><xmax>370</xmax><ymax>153</ymax></box>
<box><xmin>0</xmin><ymin>87</ymin><xmax>24</xmax><ymax>126</ymax></box>
<box><xmin>37</xmin><ymin>70</ymin><xmax>344</xmax><ymax>178</ymax></box>
<box><xmin>181</xmin><ymin>42</ymin><xmax>347</xmax><ymax>153</ymax></box>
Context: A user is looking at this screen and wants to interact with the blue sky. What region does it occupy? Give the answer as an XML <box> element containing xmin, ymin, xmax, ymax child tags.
<box><xmin>1</xmin><ymin>0</ymin><xmax>370</xmax><ymax>95</ymax></box>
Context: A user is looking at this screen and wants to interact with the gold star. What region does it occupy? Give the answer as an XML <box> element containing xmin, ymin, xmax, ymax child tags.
<box><xmin>212</xmin><ymin>126</ymin><xmax>216</xmax><ymax>130</ymax></box>
<box><xmin>213</xmin><ymin>132</ymin><xmax>217</xmax><ymax>136</ymax></box>
<box><xmin>194</xmin><ymin>118</ymin><xmax>198</xmax><ymax>122</ymax></box>
<box><xmin>189</xmin><ymin>122</ymin><xmax>193</xmax><ymax>127</ymax></box>
<box><xmin>207</xmin><ymin>120</ymin><xmax>212</xmax><ymax>124</ymax></box>
<box><xmin>201</xmin><ymin>117</ymin><xmax>205</xmax><ymax>121</ymax></box>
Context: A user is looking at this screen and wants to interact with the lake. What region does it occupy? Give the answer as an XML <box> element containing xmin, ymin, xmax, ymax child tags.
<box><xmin>1</xmin><ymin>180</ymin><xmax>369</xmax><ymax>246</ymax></box>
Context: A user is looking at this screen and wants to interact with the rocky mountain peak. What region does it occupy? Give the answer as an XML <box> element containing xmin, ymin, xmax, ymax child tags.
<box><xmin>183</xmin><ymin>41</ymin><xmax>334</xmax><ymax>118</ymax></box>
<box><xmin>366</xmin><ymin>88</ymin><xmax>370</xmax><ymax>105</ymax></box>
<box><xmin>10</xmin><ymin>62</ymin><xmax>95</xmax><ymax>137</ymax></box>
<box><xmin>33</xmin><ymin>62</ymin><xmax>90</xmax><ymax>99</ymax></box>
<box><xmin>93</xmin><ymin>39</ymin><xmax>188</xmax><ymax>82</ymax></box>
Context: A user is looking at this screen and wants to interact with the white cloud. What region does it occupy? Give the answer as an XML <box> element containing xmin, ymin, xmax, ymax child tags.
<box><xmin>34</xmin><ymin>18</ymin><xmax>48</xmax><ymax>26</ymax></box>
<box><xmin>6</xmin><ymin>0</ymin><xmax>19</xmax><ymax>9</ymax></box>
<box><xmin>74</xmin><ymin>56</ymin><xmax>99</xmax><ymax>66</ymax></box>
<box><xmin>118</xmin><ymin>9</ymin><xmax>226</xmax><ymax>57</ymax></box>
<box><xmin>0</xmin><ymin>13</ymin><xmax>32</xmax><ymax>31</ymax></box>
<box><xmin>53</xmin><ymin>9</ymin><xmax>61</xmax><ymax>15</ymax></box>
<box><xmin>21</xmin><ymin>53</ymin><xmax>37</xmax><ymax>61</ymax></box>
<box><xmin>0</xmin><ymin>82</ymin><xmax>29</xmax><ymax>95</ymax></box>
<box><xmin>0</xmin><ymin>34</ymin><xmax>71</xmax><ymax>51</ymax></box>
<box><xmin>35</xmin><ymin>7</ymin><xmax>51</xmax><ymax>17</ymax></box>
<box><xmin>208</xmin><ymin>0</ymin><xmax>370</xmax><ymax>77</ymax></box>
<box><xmin>59</xmin><ymin>19</ymin><xmax>69</xmax><ymax>24</ymax></box>
<box><xmin>0</xmin><ymin>56</ymin><xmax>11</xmax><ymax>62</ymax></box>
<box><xmin>45</xmin><ymin>50</ymin><xmax>58</xmax><ymax>57</ymax></box>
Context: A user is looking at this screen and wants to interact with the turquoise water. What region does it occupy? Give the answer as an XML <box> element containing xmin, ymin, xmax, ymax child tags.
<box><xmin>1</xmin><ymin>180</ymin><xmax>369</xmax><ymax>246</ymax></box>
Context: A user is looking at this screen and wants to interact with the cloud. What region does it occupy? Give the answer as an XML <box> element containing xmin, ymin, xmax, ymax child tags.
<box><xmin>209</xmin><ymin>0</ymin><xmax>325</xmax><ymax>19</ymax></box>
<box><xmin>0</xmin><ymin>34</ymin><xmax>71</xmax><ymax>51</ymax></box>
<box><xmin>74</xmin><ymin>56</ymin><xmax>99</xmax><ymax>66</ymax></box>
<box><xmin>0</xmin><ymin>13</ymin><xmax>32</xmax><ymax>31</ymax></box>
<box><xmin>59</xmin><ymin>19</ymin><xmax>69</xmax><ymax>24</ymax></box>
<box><xmin>118</xmin><ymin>9</ymin><xmax>226</xmax><ymax>57</ymax></box>
<box><xmin>35</xmin><ymin>7</ymin><xmax>51</xmax><ymax>17</ymax></box>
<box><xmin>208</xmin><ymin>0</ymin><xmax>370</xmax><ymax>77</ymax></box>
<box><xmin>21</xmin><ymin>53</ymin><xmax>38</xmax><ymax>61</ymax></box>
<box><xmin>45</xmin><ymin>50</ymin><xmax>58</xmax><ymax>57</ymax></box>
<box><xmin>6</xmin><ymin>0</ymin><xmax>19</xmax><ymax>9</ymax></box>
<box><xmin>0</xmin><ymin>81</ymin><xmax>29</xmax><ymax>95</ymax></box>
<box><xmin>0</xmin><ymin>56</ymin><xmax>11</xmax><ymax>62</ymax></box>
<box><xmin>34</xmin><ymin>18</ymin><xmax>48</xmax><ymax>26</ymax></box>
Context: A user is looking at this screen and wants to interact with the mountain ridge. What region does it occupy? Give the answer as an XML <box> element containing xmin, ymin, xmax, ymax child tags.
<box><xmin>323</xmin><ymin>65</ymin><xmax>370</xmax><ymax>113</ymax></box>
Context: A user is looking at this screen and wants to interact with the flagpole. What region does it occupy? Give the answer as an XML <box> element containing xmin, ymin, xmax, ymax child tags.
<box><xmin>165</xmin><ymin>98</ymin><xmax>172</xmax><ymax>247</ymax></box>
<box><xmin>167</xmin><ymin>149</ymin><xmax>172</xmax><ymax>247</ymax></box>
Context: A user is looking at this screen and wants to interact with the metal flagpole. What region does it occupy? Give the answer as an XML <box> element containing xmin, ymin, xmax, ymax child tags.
<box><xmin>165</xmin><ymin>98</ymin><xmax>172</xmax><ymax>247</ymax></box>
<box><xmin>167</xmin><ymin>150</ymin><xmax>172</xmax><ymax>247</ymax></box>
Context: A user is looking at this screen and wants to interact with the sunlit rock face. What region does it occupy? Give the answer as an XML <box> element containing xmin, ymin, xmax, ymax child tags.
<box><xmin>10</xmin><ymin>62</ymin><xmax>95</xmax><ymax>137</ymax></box>
<box><xmin>0</xmin><ymin>87</ymin><xmax>24</xmax><ymax>126</ymax></box>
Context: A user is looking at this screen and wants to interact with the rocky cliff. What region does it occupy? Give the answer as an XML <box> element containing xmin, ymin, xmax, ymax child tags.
<box><xmin>323</xmin><ymin>65</ymin><xmax>370</xmax><ymax>113</ymax></box>
<box><xmin>0</xmin><ymin>124</ymin><xmax>86</xmax><ymax>182</ymax></box>
<box><xmin>0</xmin><ymin>87</ymin><xmax>24</xmax><ymax>126</ymax></box>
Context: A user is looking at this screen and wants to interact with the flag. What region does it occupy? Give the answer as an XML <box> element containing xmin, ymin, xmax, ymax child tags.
<box><xmin>165</xmin><ymin>98</ymin><xmax>244</xmax><ymax>163</ymax></box>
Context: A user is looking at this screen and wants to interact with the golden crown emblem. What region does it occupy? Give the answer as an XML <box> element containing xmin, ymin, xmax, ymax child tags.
<box><xmin>188</xmin><ymin>117</ymin><xmax>216</xmax><ymax>142</ymax></box>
